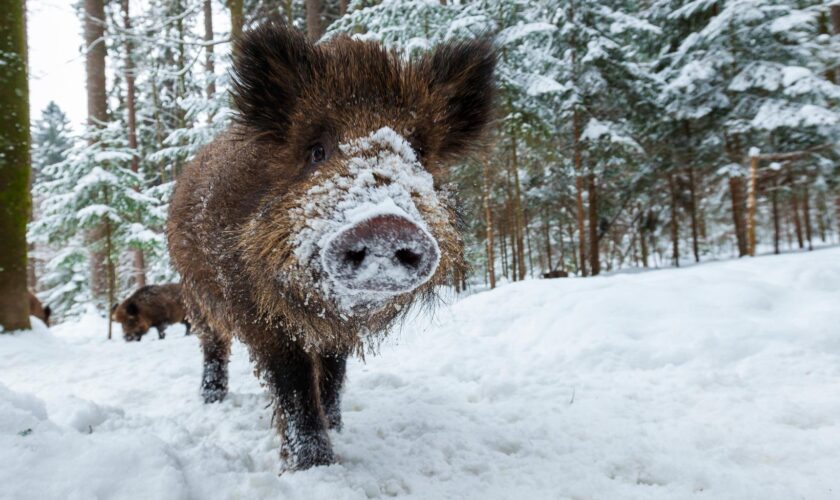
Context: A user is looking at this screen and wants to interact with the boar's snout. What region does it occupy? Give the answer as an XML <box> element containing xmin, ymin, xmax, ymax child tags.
<box><xmin>322</xmin><ymin>214</ymin><xmax>440</xmax><ymax>294</ymax></box>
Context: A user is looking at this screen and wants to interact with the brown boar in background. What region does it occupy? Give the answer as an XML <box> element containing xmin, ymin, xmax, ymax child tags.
<box><xmin>112</xmin><ymin>283</ymin><xmax>190</xmax><ymax>341</ymax></box>
<box><xmin>28</xmin><ymin>291</ymin><xmax>51</xmax><ymax>327</ymax></box>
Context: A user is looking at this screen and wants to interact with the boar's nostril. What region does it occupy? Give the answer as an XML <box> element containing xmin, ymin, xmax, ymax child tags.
<box><xmin>394</xmin><ymin>248</ymin><xmax>421</xmax><ymax>269</ymax></box>
<box><xmin>321</xmin><ymin>213</ymin><xmax>441</xmax><ymax>295</ymax></box>
<box><xmin>344</xmin><ymin>248</ymin><xmax>367</xmax><ymax>268</ymax></box>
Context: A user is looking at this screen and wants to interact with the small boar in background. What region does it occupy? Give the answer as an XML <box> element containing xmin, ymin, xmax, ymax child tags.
<box><xmin>167</xmin><ymin>21</ymin><xmax>495</xmax><ymax>470</ymax></box>
<box><xmin>112</xmin><ymin>283</ymin><xmax>190</xmax><ymax>341</ymax></box>
<box><xmin>28</xmin><ymin>291</ymin><xmax>51</xmax><ymax>327</ymax></box>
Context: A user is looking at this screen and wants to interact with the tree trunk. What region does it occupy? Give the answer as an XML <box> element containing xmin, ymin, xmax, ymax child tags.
<box><xmin>557</xmin><ymin>222</ymin><xmax>566</xmax><ymax>272</ymax></box>
<box><xmin>228</xmin><ymin>0</ymin><xmax>243</xmax><ymax>53</ymax></box>
<box><xmin>746</xmin><ymin>154</ymin><xmax>758</xmax><ymax>256</ymax></box>
<box><xmin>638</xmin><ymin>204</ymin><xmax>649</xmax><ymax>268</ymax></box>
<box><xmin>567</xmin><ymin>220</ymin><xmax>579</xmax><ymax>274</ymax></box>
<box><xmin>832</xmin><ymin>6</ymin><xmax>840</xmax><ymax>83</ymax></box>
<box><xmin>836</xmin><ymin>194</ymin><xmax>840</xmax><ymax>238</ymax></box>
<box><xmin>509</xmin><ymin>133</ymin><xmax>526</xmax><ymax>281</ymax></box>
<box><xmin>122</xmin><ymin>0</ymin><xmax>146</xmax><ymax>288</ymax></box>
<box><xmin>543</xmin><ymin>209</ymin><xmax>552</xmax><ymax>272</ymax></box>
<box><xmin>482</xmin><ymin>162</ymin><xmax>495</xmax><ymax>289</ymax></box>
<box><xmin>104</xmin><ymin>186</ymin><xmax>116</xmax><ymax>339</ymax></box>
<box><xmin>588</xmin><ymin>173</ymin><xmax>600</xmax><ymax>275</ymax></box>
<box><xmin>339</xmin><ymin>0</ymin><xmax>348</xmax><ymax>16</ymax></box>
<box><xmin>729</xmin><ymin>176</ymin><xmax>748</xmax><ymax>256</ymax></box>
<box><xmin>27</xmin><ymin>243</ymin><xmax>37</xmax><ymax>289</ymax></box>
<box><xmin>791</xmin><ymin>192</ymin><xmax>804</xmax><ymax>249</ymax></box>
<box><xmin>0</xmin><ymin>0</ymin><xmax>32</xmax><ymax>331</ymax></box>
<box><xmin>668</xmin><ymin>172</ymin><xmax>680</xmax><ymax>267</ymax></box>
<box><xmin>499</xmin><ymin>216</ymin><xmax>508</xmax><ymax>280</ymax></box>
<box><xmin>507</xmin><ymin>199</ymin><xmax>517</xmax><ymax>282</ymax></box>
<box><xmin>573</xmin><ymin>108</ymin><xmax>587</xmax><ymax>276</ymax></box>
<box><xmin>687</xmin><ymin>167</ymin><xmax>701</xmax><ymax>262</ymax></box>
<box><xmin>306</xmin><ymin>0</ymin><xmax>322</xmax><ymax>41</ymax></box>
<box><xmin>771</xmin><ymin>189</ymin><xmax>780</xmax><ymax>254</ymax></box>
<box><xmin>204</xmin><ymin>0</ymin><xmax>216</xmax><ymax>102</ymax></box>
<box><xmin>525</xmin><ymin>209</ymin><xmax>534</xmax><ymax>277</ymax></box>
<box><xmin>803</xmin><ymin>184</ymin><xmax>813</xmax><ymax>251</ymax></box>
<box><xmin>84</xmin><ymin>0</ymin><xmax>109</xmax><ymax>302</ymax></box>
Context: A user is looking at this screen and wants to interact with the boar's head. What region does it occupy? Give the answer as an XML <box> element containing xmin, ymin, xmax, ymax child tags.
<box><xmin>233</xmin><ymin>21</ymin><xmax>495</xmax><ymax>352</ymax></box>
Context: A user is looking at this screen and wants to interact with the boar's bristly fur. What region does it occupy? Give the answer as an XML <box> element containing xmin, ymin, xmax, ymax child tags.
<box><xmin>28</xmin><ymin>291</ymin><xmax>50</xmax><ymax>327</ymax></box>
<box><xmin>167</xmin><ymin>19</ymin><xmax>495</xmax><ymax>471</ymax></box>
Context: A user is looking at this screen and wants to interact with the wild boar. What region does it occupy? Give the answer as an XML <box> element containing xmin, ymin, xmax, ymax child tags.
<box><xmin>28</xmin><ymin>291</ymin><xmax>51</xmax><ymax>327</ymax></box>
<box><xmin>167</xmin><ymin>20</ymin><xmax>495</xmax><ymax>470</ymax></box>
<box><xmin>112</xmin><ymin>283</ymin><xmax>190</xmax><ymax>341</ymax></box>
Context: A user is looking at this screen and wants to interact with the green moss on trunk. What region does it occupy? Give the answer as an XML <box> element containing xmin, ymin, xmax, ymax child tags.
<box><xmin>0</xmin><ymin>0</ymin><xmax>33</xmax><ymax>331</ymax></box>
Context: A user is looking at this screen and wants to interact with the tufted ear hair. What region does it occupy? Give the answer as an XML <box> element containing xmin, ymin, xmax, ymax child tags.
<box><xmin>425</xmin><ymin>38</ymin><xmax>497</xmax><ymax>161</ymax></box>
<box><xmin>230</xmin><ymin>19</ymin><xmax>319</xmax><ymax>142</ymax></box>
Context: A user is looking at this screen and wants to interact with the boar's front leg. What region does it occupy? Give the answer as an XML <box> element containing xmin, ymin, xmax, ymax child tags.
<box><xmin>319</xmin><ymin>353</ymin><xmax>347</xmax><ymax>431</ymax></box>
<box><xmin>155</xmin><ymin>324</ymin><xmax>167</xmax><ymax>339</ymax></box>
<box><xmin>199</xmin><ymin>325</ymin><xmax>231</xmax><ymax>403</ymax></box>
<box><xmin>258</xmin><ymin>339</ymin><xmax>333</xmax><ymax>470</ymax></box>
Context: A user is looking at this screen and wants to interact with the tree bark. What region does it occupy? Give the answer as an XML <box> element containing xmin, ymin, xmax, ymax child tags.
<box><xmin>482</xmin><ymin>162</ymin><xmax>495</xmax><ymax>289</ymax></box>
<box><xmin>204</xmin><ymin>0</ymin><xmax>216</xmax><ymax>102</ymax></box>
<box><xmin>831</xmin><ymin>6</ymin><xmax>840</xmax><ymax>83</ymax></box>
<box><xmin>567</xmin><ymin>220</ymin><xmax>578</xmax><ymax>274</ymax></box>
<box><xmin>746</xmin><ymin>154</ymin><xmax>758</xmax><ymax>256</ymax></box>
<box><xmin>543</xmin><ymin>209</ymin><xmax>552</xmax><ymax>272</ymax></box>
<box><xmin>803</xmin><ymin>184</ymin><xmax>813</xmax><ymax>251</ymax></box>
<box><xmin>573</xmin><ymin>108</ymin><xmax>587</xmax><ymax>276</ymax></box>
<box><xmin>791</xmin><ymin>192</ymin><xmax>804</xmax><ymax>249</ymax></box>
<box><xmin>506</xmin><ymin>199</ymin><xmax>517</xmax><ymax>282</ymax></box>
<box><xmin>687</xmin><ymin>167</ymin><xmax>700</xmax><ymax>262</ymax></box>
<box><xmin>639</xmin><ymin>224</ymin><xmax>649</xmax><ymax>268</ymax></box>
<box><xmin>557</xmin><ymin>221</ymin><xmax>566</xmax><ymax>272</ymax></box>
<box><xmin>499</xmin><ymin>215</ymin><xmax>508</xmax><ymax>280</ymax></box>
<box><xmin>729</xmin><ymin>176</ymin><xmax>748</xmax><ymax>256</ymax></box>
<box><xmin>668</xmin><ymin>172</ymin><xmax>680</xmax><ymax>267</ymax></box>
<box><xmin>122</xmin><ymin>0</ymin><xmax>146</xmax><ymax>288</ymax></box>
<box><xmin>228</xmin><ymin>0</ymin><xmax>243</xmax><ymax>53</ymax></box>
<box><xmin>306</xmin><ymin>0</ymin><xmax>322</xmax><ymax>41</ymax></box>
<box><xmin>525</xmin><ymin>208</ymin><xmax>534</xmax><ymax>277</ymax></box>
<box><xmin>771</xmin><ymin>189</ymin><xmax>780</xmax><ymax>255</ymax></box>
<box><xmin>509</xmin><ymin>133</ymin><xmax>526</xmax><ymax>280</ymax></box>
<box><xmin>0</xmin><ymin>0</ymin><xmax>32</xmax><ymax>331</ymax></box>
<box><xmin>339</xmin><ymin>0</ymin><xmax>348</xmax><ymax>16</ymax></box>
<box><xmin>84</xmin><ymin>0</ymin><xmax>109</xmax><ymax>302</ymax></box>
<box><xmin>588</xmin><ymin>173</ymin><xmax>600</xmax><ymax>275</ymax></box>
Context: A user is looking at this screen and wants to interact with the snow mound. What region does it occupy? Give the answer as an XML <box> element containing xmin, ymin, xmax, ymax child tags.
<box><xmin>1</xmin><ymin>248</ymin><xmax>840</xmax><ymax>499</ymax></box>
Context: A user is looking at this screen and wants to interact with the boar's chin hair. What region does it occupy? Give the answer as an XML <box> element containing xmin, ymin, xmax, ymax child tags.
<box><xmin>237</xmin><ymin>188</ymin><xmax>467</xmax><ymax>356</ymax></box>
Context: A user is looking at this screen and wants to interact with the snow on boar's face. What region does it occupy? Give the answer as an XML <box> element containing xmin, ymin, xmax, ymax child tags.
<box><xmin>233</xmin><ymin>21</ymin><xmax>495</xmax><ymax>348</ymax></box>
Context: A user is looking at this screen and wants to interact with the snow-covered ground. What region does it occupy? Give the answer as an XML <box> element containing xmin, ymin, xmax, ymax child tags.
<box><xmin>2</xmin><ymin>248</ymin><xmax>840</xmax><ymax>500</ymax></box>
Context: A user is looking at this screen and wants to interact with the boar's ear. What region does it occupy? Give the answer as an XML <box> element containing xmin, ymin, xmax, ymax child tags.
<box><xmin>426</xmin><ymin>38</ymin><xmax>496</xmax><ymax>161</ymax></box>
<box><xmin>231</xmin><ymin>19</ymin><xmax>319</xmax><ymax>142</ymax></box>
<box><xmin>126</xmin><ymin>302</ymin><xmax>139</xmax><ymax>317</ymax></box>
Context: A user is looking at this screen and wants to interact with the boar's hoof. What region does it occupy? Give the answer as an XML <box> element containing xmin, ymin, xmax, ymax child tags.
<box><xmin>202</xmin><ymin>386</ymin><xmax>227</xmax><ymax>404</ymax></box>
<box><xmin>282</xmin><ymin>431</ymin><xmax>335</xmax><ymax>471</ymax></box>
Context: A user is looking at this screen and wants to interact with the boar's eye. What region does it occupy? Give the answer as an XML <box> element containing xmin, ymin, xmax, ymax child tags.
<box><xmin>308</xmin><ymin>143</ymin><xmax>327</xmax><ymax>167</ymax></box>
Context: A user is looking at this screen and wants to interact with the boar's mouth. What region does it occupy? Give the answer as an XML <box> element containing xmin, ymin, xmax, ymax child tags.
<box><xmin>321</xmin><ymin>213</ymin><xmax>440</xmax><ymax>295</ymax></box>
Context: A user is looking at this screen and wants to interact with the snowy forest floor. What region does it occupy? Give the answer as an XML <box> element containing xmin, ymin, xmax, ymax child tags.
<box><xmin>2</xmin><ymin>248</ymin><xmax>840</xmax><ymax>500</ymax></box>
